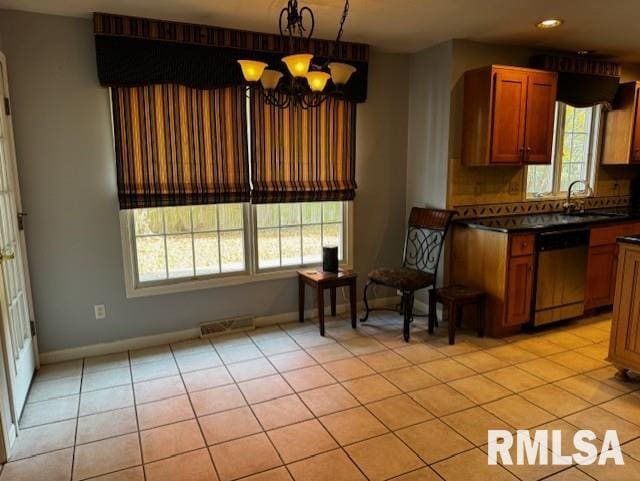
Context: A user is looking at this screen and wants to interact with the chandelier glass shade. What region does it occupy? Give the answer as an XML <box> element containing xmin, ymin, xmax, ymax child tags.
<box><xmin>238</xmin><ymin>0</ymin><xmax>355</xmax><ymax>109</ymax></box>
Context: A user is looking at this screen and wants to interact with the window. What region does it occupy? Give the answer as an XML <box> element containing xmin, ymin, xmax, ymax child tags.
<box><xmin>131</xmin><ymin>204</ymin><xmax>246</xmax><ymax>283</ymax></box>
<box><xmin>255</xmin><ymin>202</ymin><xmax>345</xmax><ymax>270</ymax></box>
<box><xmin>526</xmin><ymin>103</ymin><xmax>602</xmax><ymax>198</ymax></box>
<box><xmin>123</xmin><ymin>201</ymin><xmax>350</xmax><ymax>294</ymax></box>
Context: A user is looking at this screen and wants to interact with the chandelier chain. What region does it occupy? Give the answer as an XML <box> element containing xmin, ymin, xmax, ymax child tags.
<box><xmin>335</xmin><ymin>0</ymin><xmax>350</xmax><ymax>44</ymax></box>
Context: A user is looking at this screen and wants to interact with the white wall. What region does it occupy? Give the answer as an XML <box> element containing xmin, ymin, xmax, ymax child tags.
<box><xmin>0</xmin><ymin>10</ymin><xmax>410</xmax><ymax>353</ymax></box>
<box><xmin>406</xmin><ymin>41</ymin><xmax>452</xmax><ymax>214</ymax></box>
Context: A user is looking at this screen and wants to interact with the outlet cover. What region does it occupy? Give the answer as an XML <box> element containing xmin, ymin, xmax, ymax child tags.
<box><xmin>94</xmin><ymin>304</ymin><xmax>106</xmax><ymax>320</ymax></box>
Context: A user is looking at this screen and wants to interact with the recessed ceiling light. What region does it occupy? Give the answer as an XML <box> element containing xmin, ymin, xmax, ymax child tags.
<box><xmin>536</xmin><ymin>19</ymin><xmax>563</xmax><ymax>29</ymax></box>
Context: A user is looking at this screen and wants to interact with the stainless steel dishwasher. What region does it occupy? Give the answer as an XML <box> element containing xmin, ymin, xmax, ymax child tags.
<box><xmin>533</xmin><ymin>228</ymin><xmax>590</xmax><ymax>326</ymax></box>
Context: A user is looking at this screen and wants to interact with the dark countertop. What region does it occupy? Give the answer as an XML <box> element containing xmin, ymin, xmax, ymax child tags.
<box><xmin>618</xmin><ymin>235</ymin><xmax>640</xmax><ymax>246</ymax></box>
<box><xmin>455</xmin><ymin>207</ymin><xmax>640</xmax><ymax>233</ymax></box>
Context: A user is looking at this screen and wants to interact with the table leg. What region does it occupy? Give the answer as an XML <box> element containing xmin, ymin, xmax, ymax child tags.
<box><xmin>317</xmin><ymin>287</ymin><xmax>325</xmax><ymax>336</ymax></box>
<box><xmin>349</xmin><ymin>280</ymin><xmax>357</xmax><ymax>329</ymax></box>
<box><xmin>330</xmin><ymin>287</ymin><xmax>336</xmax><ymax>316</ymax></box>
<box><xmin>448</xmin><ymin>303</ymin><xmax>457</xmax><ymax>345</ymax></box>
<box><xmin>298</xmin><ymin>278</ymin><xmax>305</xmax><ymax>323</ymax></box>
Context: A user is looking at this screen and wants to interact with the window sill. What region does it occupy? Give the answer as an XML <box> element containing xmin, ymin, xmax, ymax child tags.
<box><xmin>125</xmin><ymin>263</ymin><xmax>353</xmax><ymax>299</ymax></box>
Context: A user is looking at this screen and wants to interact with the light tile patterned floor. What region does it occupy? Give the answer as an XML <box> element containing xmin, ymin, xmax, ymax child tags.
<box><xmin>2</xmin><ymin>311</ymin><xmax>640</xmax><ymax>481</ymax></box>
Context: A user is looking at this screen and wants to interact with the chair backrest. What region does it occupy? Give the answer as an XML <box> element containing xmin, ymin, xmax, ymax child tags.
<box><xmin>402</xmin><ymin>207</ymin><xmax>456</xmax><ymax>280</ymax></box>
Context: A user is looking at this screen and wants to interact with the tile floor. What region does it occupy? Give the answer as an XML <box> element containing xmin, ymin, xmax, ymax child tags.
<box><xmin>2</xmin><ymin>310</ymin><xmax>640</xmax><ymax>481</ymax></box>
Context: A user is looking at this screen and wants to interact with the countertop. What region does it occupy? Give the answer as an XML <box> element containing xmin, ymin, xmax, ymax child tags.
<box><xmin>618</xmin><ymin>235</ymin><xmax>640</xmax><ymax>246</ymax></box>
<box><xmin>455</xmin><ymin>207</ymin><xmax>640</xmax><ymax>233</ymax></box>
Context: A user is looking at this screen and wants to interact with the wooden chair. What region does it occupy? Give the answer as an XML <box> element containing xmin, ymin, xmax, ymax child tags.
<box><xmin>361</xmin><ymin>207</ymin><xmax>456</xmax><ymax>341</ymax></box>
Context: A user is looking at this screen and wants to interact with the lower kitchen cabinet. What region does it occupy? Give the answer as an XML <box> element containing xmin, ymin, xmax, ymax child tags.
<box><xmin>609</xmin><ymin>239</ymin><xmax>640</xmax><ymax>378</ymax></box>
<box><xmin>505</xmin><ymin>255</ymin><xmax>534</xmax><ymax>326</ymax></box>
<box><xmin>450</xmin><ymin>226</ymin><xmax>535</xmax><ymax>336</ymax></box>
<box><xmin>586</xmin><ymin>222</ymin><xmax>640</xmax><ymax>310</ymax></box>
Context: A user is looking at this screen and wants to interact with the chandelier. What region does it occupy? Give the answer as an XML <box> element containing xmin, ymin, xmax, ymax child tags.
<box><xmin>237</xmin><ymin>0</ymin><xmax>356</xmax><ymax>109</ymax></box>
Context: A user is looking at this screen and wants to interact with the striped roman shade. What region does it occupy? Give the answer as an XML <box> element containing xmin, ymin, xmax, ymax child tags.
<box><xmin>111</xmin><ymin>84</ymin><xmax>249</xmax><ymax>209</ymax></box>
<box><xmin>249</xmin><ymin>90</ymin><xmax>357</xmax><ymax>203</ymax></box>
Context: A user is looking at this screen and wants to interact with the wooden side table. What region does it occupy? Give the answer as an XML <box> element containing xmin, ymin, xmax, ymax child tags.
<box><xmin>298</xmin><ymin>269</ymin><xmax>358</xmax><ymax>336</ymax></box>
<box><xmin>428</xmin><ymin>285</ymin><xmax>485</xmax><ymax>345</ymax></box>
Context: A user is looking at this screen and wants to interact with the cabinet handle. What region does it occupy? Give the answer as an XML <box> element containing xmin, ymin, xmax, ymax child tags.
<box><xmin>522</xmin><ymin>242</ymin><xmax>528</xmax><ymax>248</ymax></box>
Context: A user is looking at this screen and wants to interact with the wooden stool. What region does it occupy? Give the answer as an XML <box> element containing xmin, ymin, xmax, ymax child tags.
<box><xmin>298</xmin><ymin>269</ymin><xmax>358</xmax><ymax>336</ymax></box>
<box><xmin>428</xmin><ymin>285</ymin><xmax>485</xmax><ymax>345</ymax></box>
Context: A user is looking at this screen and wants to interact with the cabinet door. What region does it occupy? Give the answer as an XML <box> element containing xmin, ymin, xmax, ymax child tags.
<box><xmin>490</xmin><ymin>69</ymin><xmax>528</xmax><ymax>164</ymax></box>
<box><xmin>524</xmin><ymin>72</ymin><xmax>557</xmax><ymax>164</ymax></box>
<box><xmin>585</xmin><ymin>244</ymin><xmax>618</xmax><ymax>309</ymax></box>
<box><xmin>505</xmin><ymin>255</ymin><xmax>534</xmax><ymax>326</ymax></box>
<box><xmin>611</xmin><ymin>247</ymin><xmax>640</xmax><ymax>366</ymax></box>
<box><xmin>631</xmin><ymin>88</ymin><xmax>640</xmax><ymax>162</ymax></box>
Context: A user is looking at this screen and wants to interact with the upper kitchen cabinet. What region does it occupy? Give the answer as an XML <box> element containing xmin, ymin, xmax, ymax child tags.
<box><xmin>601</xmin><ymin>81</ymin><xmax>640</xmax><ymax>165</ymax></box>
<box><xmin>462</xmin><ymin>66</ymin><xmax>558</xmax><ymax>166</ymax></box>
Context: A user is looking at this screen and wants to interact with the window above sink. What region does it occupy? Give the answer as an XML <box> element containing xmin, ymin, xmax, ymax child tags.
<box><xmin>526</xmin><ymin>102</ymin><xmax>603</xmax><ymax>199</ymax></box>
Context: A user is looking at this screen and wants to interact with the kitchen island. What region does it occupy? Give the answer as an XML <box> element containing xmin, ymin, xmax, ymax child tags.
<box><xmin>609</xmin><ymin>235</ymin><xmax>640</xmax><ymax>380</ymax></box>
<box><xmin>450</xmin><ymin>209</ymin><xmax>640</xmax><ymax>336</ymax></box>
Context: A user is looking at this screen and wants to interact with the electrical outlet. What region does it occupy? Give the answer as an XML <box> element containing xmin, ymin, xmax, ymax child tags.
<box><xmin>94</xmin><ymin>304</ymin><xmax>106</xmax><ymax>320</ymax></box>
<box><xmin>509</xmin><ymin>180</ymin><xmax>520</xmax><ymax>195</ymax></box>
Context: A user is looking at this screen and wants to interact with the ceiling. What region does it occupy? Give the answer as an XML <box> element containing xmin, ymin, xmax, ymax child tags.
<box><xmin>2</xmin><ymin>0</ymin><xmax>640</xmax><ymax>61</ymax></box>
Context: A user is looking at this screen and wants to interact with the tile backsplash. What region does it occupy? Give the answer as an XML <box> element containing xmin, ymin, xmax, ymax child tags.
<box><xmin>453</xmin><ymin>195</ymin><xmax>630</xmax><ymax>219</ymax></box>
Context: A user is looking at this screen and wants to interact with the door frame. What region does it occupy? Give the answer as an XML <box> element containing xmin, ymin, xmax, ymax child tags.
<box><xmin>0</xmin><ymin>51</ymin><xmax>39</xmax><ymax>461</ymax></box>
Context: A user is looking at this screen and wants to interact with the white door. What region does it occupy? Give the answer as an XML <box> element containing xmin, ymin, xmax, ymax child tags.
<box><xmin>0</xmin><ymin>54</ymin><xmax>36</xmax><ymax>426</ymax></box>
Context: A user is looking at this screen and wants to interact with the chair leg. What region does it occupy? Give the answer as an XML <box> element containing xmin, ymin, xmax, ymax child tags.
<box><xmin>403</xmin><ymin>291</ymin><xmax>413</xmax><ymax>342</ymax></box>
<box><xmin>360</xmin><ymin>280</ymin><xmax>373</xmax><ymax>322</ymax></box>
<box><xmin>428</xmin><ymin>289</ymin><xmax>437</xmax><ymax>334</ymax></box>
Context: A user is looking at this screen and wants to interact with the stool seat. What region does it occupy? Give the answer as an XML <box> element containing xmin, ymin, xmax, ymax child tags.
<box><xmin>429</xmin><ymin>285</ymin><xmax>486</xmax><ymax>345</ymax></box>
<box><xmin>432</xmin><ymin>285</ymin><xmax>484</xmax><ymax>302</ymax></box>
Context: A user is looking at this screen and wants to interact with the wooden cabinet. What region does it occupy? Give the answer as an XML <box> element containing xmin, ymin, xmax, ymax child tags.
<box><xmin>505</xmin><ymin>254</ymin><xmax>534</xmax><ymax>326</ymax></box>
<box><xmin>601</xmin><ymin>82</ymin><xmax>640</xmax><ymax>165</ymax></box>
<box><xmin>462</xmin><ymin>66</ymin><xmax>557</xmax><ymax>166</ymax></box>
<box><xmin>609</xmin><ymin>240</ymin><xmax>640</xmax><ymax>378</ymax></box>
<box><xmin>450</xmin><ymin>227</ymin><xmax>535</xmax><ymax>335</ymax></box>
<box><xmin>585</xmin><ymin>244</ymin><xmax>618</xmax><ymax>309</ymax></box>
<box><xmin>585</xmin><ymin>222</ymin><xmax>640</xmax><ymax>309</ymax></box>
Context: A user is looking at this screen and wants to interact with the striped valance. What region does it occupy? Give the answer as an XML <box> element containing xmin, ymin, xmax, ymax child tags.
<box><xmin>249</xmin><ymin>90</ymin><xmax>357</xmax><ymax>203</ymax></box>
<box><xmin>111</xmin><ymin>84</ymin><xmax>249</xmax><ymax>209</ymax></box>
<box><xmin>94</xmin><ymin>12</ymin><xmax>369</xmax><ymax>104</ymax></box>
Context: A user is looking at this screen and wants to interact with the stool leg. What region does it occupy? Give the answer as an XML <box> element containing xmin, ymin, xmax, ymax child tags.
<box><xmin>298</xmin><ymin>279</ymin><xmax>305</xmax><ymax>323</ymax></box>
<box><xmin>330</xmin><ymin>287</ymin><xmax>337</xmax><ymax>316</ymax></box>
<box><xmin>477</xmin><ymin>299</ymin><xmax>485</xmax><ymax>337</ymax></box>
<box><xmin>428</xmin><ymin>289</ymin><xmax>437</xmax><ymax>335</ymax></box>
<box><xmin>317</xmin><ymin>287</ymin><xmax>325</xmax><ymax>337</ymax></box>
<box><xmin>349</xmin><ymin>280</ymin><xmax>357</xmax><ymax>329</ymax></box>
<box><xmin>449</xmin><ymin>303</ymin><xmax>457</xmax><ymax>345</ymax></box>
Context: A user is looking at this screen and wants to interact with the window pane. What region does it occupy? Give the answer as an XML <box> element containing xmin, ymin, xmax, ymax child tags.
<box><xmin>322</xmin><ymin>202</ymin><xmax>342</xmax><ymax>223</ymax></box>
<box><xmin>257</xmin><ymin>204</ymin><xmax>279</xmax><ymax>228</ymax></box>
<box><xmin>219</xmin><ymin>230</ymin><xmax>244</xmax><ymax>272</ymax></box>
<box><xmin>194</xmin><ymin>233</ymin><xmax>219</xmax><ymax>275</ymax></box>
<box><xmin>258</xmin><ymin>228</ymin><xmax>280</xmax><ymax>268</ymax></box>
<box><xmin>302</xmin><ymin>225</ymin><xmax>322</xmax><ymax>264</ymax></box>
<box><xmin>280</xmin><ymin>203</ymin><xmax>301</xmax><ymax>226</ymax></box>
<box><xmin>192</xmin><ymin>205</ymin><xmax>217</xmax><ymax>232</ymax></box>
<box><xmin>164</xmin><ymin>207</ymin><xmax>191</xmax><ymax>234</ymax></box>
<box><xmin>280</xmin><ymin>227</ymin><xmax>302</xmax><ymax>266</ymax></box>
<box><xmin>323</xmin><ymin>223</ymin><xmax>343</xmax><ymax>259</ymax></box>
<box><xmin>302</xmin><ymin>203</ymin><xmax>322</xmax><ymax>224</ymax></box>
<box><xmin>218</xmin><ymin>204</ymin><xmax>243</xmax><ymax>230</ymax></box>
<box><xmin>166</xmin><ymin>234</ymin><xmax>194</xmax><ymax>278</ymax></box>
<box><xmin>134</xmin><ymin>208</ymin><xmax>164</xmax><ymax>236</ymax></box>
<box><xmin>136</xmin><ymin>236</ymin><xmax>167</xmax><ymax>282</ymax></box>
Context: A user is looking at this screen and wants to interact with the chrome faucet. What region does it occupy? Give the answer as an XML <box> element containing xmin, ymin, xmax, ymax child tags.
<box><xmin>564</xmin><ymin>180</ymin><xmax>592</xmax><ymax>213</ymax></box>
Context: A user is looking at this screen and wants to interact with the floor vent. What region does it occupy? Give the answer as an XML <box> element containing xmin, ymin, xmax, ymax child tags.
<box><xmin>199</xmin><ymin>317</ymin><xmax>255</xmax><ymax>338</ymax></box>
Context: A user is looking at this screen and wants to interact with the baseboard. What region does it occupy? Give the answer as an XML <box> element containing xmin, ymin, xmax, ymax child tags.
<box><xmin>39</xmin><ymin>296</ymin><xmax>400</xmax><ymax>365</ymax></box>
